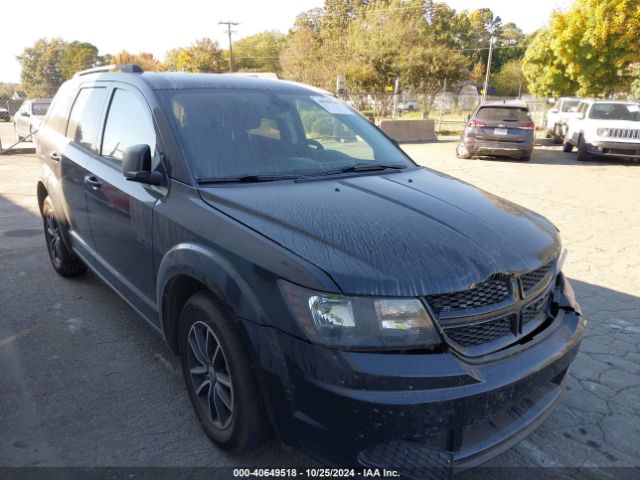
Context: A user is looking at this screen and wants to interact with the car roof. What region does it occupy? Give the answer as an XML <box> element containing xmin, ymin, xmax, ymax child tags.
<box><xmin>73</xmin><ymin>66</ymin><xmax>329</xmax><ymax>95</ymax></box>
<box><xmin>591</xmin><ymin>99</ymin><xmax>639</xmax><ymax>104</ymax></box>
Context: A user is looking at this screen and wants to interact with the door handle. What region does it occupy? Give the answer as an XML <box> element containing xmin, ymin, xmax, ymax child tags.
<box><xmin>84</xmin><ymin>175</ymin><xmax>102</xmax><ymax>189</ymax></box>
<box><xmin>49</xmin><ymin>152</ymin><xmax>60</xmax><ymax>162</ymax></box>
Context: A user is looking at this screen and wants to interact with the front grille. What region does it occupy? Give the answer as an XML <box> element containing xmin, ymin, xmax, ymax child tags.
<box><xmin>608</xmin><ymin>128</ymin><xmax>640</xmax><ymax>140</ymax></box>
<box><xmin>520</xmin><ymin>265</ymin><xmax>552</xmax><ymax>295</ymax></box>
<box><xmin>426</xmin><ymin>278</ymin><xmax>510</xmax><ymax>314</ymax></box>
<box><xmin>444</xmin><ymin>314</ymin><xmax>515</xmax><ymax>347</ymax></box>
<box><xmin>522</xmin><ymin>292</ymin><xmax>550</xmax><ymax>325</ymax></box>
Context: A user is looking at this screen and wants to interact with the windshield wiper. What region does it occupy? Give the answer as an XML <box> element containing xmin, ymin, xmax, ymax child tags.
<box><xmin>307</xmin><ymin>163</ymin><xmax>408</xmax><ymax>177</ymax></box>
<box><xmin>197</xmin><ymin>174</ymin><xmax>301</xmax><ymax>184</ymax></box>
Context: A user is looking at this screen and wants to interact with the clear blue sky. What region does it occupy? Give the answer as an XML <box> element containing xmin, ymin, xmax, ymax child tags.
<box><xmin>0</xmin><ymin>0</ymin><xmax>571</xmax><ymax>83</ymax></box>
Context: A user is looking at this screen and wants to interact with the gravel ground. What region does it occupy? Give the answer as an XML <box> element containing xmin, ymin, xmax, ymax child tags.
<box><xmin>1</xmin><ymin>122</ymin><xmax>638</xmax><ymax>477</ymax></box>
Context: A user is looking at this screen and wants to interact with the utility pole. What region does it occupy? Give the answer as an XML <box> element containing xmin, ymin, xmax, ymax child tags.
<box><xmin>219</xmin><ymin>20</ymin><xmax>239</xmax><ymax>72</ymax></box>
<box><xmin>482</xmin><ymin>36</ymin><xmax>496</xmax><ymax>103</ymax></box>
<box><xmin>438</xmin><ymin>78</ymin><xmax>447</xmax><ymax>133</ymax></box>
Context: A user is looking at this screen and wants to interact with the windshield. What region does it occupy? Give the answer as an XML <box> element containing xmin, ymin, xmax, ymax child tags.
<box><xmin>589</xmin><ymin>103</ymin><xmax>640</xmax><ymax>121</ymax></box>
<box><xmin>475</xmin><ymin>107</ymin><xmax>530</xmax><ymax>122</ymax></box>
<box><xmin>32</xmin><ymin>101</ymin><xmax>51</xmax><ymax>116</ymax></box>
<box><xmin>160</xmin><ymin>89</ymin><xmax>413</xmax><ymax>180</ymax></box>
<box><xmin>561</xmin><ymin>100</ymin><xmax>580</xmax><ymax>112</ymax></box>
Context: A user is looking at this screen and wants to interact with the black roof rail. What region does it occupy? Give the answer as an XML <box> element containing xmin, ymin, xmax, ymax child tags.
<box><xmin>74</xmin><ymin>64</ymin><xmax>144</xmax><ymax>78</ymax></box>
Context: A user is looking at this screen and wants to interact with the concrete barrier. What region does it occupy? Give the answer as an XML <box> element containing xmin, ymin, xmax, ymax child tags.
<box><xmin>379</xmin><ymin>119</ymin><xmax>438</xmax><ymax>143</ymax></box>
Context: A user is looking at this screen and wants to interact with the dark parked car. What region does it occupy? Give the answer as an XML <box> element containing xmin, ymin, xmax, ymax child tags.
<box><xmin>457</xmin><ymin>101</ymin><xmax>535</xmax><ymax>161</ymax></box>
<box><xmin>0</xmin><ymin>107</ymin><xmax>10</xmax><ymax>122</ymax></box>
<box><xmin>36</xmin><ymin>65</ymin><xmax>584</xmax><ymax>475</ymax></box>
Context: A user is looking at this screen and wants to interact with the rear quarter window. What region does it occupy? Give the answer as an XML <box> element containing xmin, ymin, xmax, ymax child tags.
<box><xmin>45</xmin><ymin>84</ymin><xmax>76</xmax><ymax>134</ymax></box>
<box><xmin>66</xmin><ymin>87</ymin><xmax>108</xmax><ymax>152</ymax></box>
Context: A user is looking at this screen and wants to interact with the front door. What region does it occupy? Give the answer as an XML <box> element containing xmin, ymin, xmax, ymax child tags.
<box><xmin>85</xmin><ymin>85</ymin><xmax>164</xmax><ymax>323</ymax></box>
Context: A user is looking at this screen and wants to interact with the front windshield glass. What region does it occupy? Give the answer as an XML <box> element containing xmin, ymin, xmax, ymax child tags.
<box><xmin>561</xmin><ymin>100</ymin><xmax>580</xmax><ymax>112</ymax></box>
<box><xmin>589</xmin><ymin>103</ymin><xmax>640</xmax><ymax>121</ymax></box>
<box><xmin>160</xmin><ymin>89</ymin><xmax>413</xmax><ymax>180</ymax></box>
<box><xmin>32</xmin><ymin>101</ymin><xmax>51</xmax><ymax>116</ymax></box>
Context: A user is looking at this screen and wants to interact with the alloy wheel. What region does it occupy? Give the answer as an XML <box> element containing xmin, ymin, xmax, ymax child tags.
<box><xmin>45</xmin><ymin>209</ymin><xmax>62</xmax><ymax>264</ymax></box>
<box><xmin>187</xmin><ymin>321</ymin><xmax>234</xmax><ymax>429</ymax></box>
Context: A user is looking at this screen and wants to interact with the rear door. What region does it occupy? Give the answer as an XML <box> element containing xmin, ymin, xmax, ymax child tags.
<box><xmin>474</xmin><ymin>106</ymin><xmax>532</xmax><ymax>143</ymax></box>
<box><xmin>59</xmin><ymin>85</ymin><xmax>109</xmax><ymax>260</ymax></box>
<box><xmin>85</xmin><ymin>84</ymin><xmax>164</xmax><ymax>322</ymax></box>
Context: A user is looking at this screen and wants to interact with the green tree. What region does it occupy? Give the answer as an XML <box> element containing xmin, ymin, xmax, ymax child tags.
<box><xmin>399</xmin><ymin>43</ymin><xmax>469</xmax><ymax>111</ymax></box>
<box><xmin>18</xmin><ymin>38</ymin><xmax>67</xmax><ymax>97</ymax></box>
<box><xmin>493</xmin><ymin>58</ymin><xmax>527</xmax><ymax>96</ymax></box>
<box><xmin>161</xmin><ymin>38</ymin><xmax>224</xmax><ymax>73</ymax></box>
<box><xmin>233</xmin><ymin>31</ymin><xmax>286</xmax><ymax>73</ymax></box>
<box><xmin>549</xmin><ymin>0</ymin><xmax>640</xmax><ymax>96</ymax></box>
<box><xmin>522</xmin><ymin>29</ymin><xmax>578</xmax><ymax>97</ymax></box>
<box><xmin>59</xmin><ymin>41</ymin><xmax>109</xmax><ymax>79</ymax></box>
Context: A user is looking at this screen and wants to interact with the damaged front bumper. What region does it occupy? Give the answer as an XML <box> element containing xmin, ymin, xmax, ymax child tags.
<box><xmin>241</xmin><ymin>275</ymin><xmax>585</xmax><ymax>477</ymax></box>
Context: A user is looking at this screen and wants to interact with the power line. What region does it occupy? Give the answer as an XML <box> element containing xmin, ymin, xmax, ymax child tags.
<box><xmin>219</xmin><ymin>20</ymin><xmax>239</xmax><ymax>72</ymax></box>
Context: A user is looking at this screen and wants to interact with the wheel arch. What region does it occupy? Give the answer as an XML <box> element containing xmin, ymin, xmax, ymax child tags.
<box><xmin>157</xmin><ymin>243</ymin><xmax>265</xmax><ymax>355</ymax></box>
<box><xmin>37</xmin><ymin>181</ymin><xmax>48</xmax><ymax>215</ymax></box>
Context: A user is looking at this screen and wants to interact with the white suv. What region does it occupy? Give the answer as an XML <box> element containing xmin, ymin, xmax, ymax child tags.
<box><xmin>544</xmin><ymin>97</ymin><xmax>583</xmax><ymax>143</ymax></box>
<box><xmin>14</xmin><ymin>98</ymin><xmax>51</xmax><ymax>141</ymax></box>
<box><xmin>563</xmin><ymin>100</ymin><xmax>640</xmax><ymax>161</ymax></box>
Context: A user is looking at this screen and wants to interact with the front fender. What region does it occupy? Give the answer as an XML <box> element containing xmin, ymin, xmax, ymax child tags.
<box><xmin>156</xmin><ymin>242</ymin><xmax>267</xmax><ymax>333</ymax></box>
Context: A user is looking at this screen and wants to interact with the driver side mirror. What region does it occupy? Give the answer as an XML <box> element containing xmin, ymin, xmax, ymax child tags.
<box><xmin>576</xmin><ymin>112</ymin><xmax>585</xmax><ymax>120</ymax></box>
<box><xmin>122</xmin><ymin>144</ymin><xmax>163</xmax><ymax>185</ymax></box>
<box><xmin>22</xmin><ymin>111</ymin><xmax>30</xmax><ymax>117</ymax></box>
<box><xmin>549</xmin><ymin>109</ymin><xmax>559</xmax><ymax>114</ymax></box>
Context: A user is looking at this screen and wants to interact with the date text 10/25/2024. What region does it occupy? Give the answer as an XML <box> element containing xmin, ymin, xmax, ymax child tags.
<box><xmin>233</xmin><ymin>469</ymin><xmax>401</xmax><ymax>478</ymax></box>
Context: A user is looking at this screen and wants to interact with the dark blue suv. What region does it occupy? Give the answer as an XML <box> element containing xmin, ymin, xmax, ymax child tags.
<box><xmin>36</xmin><ymin>65</ymin><xmax>584</xmax><ymax>475</ymax></box>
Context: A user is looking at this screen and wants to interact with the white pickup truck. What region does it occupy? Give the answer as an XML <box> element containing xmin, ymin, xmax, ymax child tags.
<box><xmin>563</xmin><ymin>100</ymin><xmax>640</xmax><ymax>161</ymax></box>
<box><xmin>544</xmin><ymin>97</ymin><xmax>583</xmax><ymax>143</ymax></box>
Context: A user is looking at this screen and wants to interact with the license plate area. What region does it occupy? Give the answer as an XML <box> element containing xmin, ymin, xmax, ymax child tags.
<box><xmin>494</xmin><ymin>128</ymin><xmax>509</xmax><ymax>136</ymax></box>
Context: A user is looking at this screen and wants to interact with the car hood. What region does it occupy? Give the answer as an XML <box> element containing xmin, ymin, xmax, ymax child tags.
<box><xmin>199</xmin><ymin>168</ymin><xmax>560</xmax><ymax>297</ymax></box>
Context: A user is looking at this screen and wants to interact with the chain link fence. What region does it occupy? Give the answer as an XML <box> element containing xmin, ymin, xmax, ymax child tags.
<box><xmin>347</xmin><ymin>89</ymin><xmax>549</xmax><ymax>135</ymax></box>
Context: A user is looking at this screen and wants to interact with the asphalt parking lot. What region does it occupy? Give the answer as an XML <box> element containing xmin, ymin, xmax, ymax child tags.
<box><xmin>1</xmin><ymin>121</ymin><xmax>639</xmax><ymax>477</ymax></box>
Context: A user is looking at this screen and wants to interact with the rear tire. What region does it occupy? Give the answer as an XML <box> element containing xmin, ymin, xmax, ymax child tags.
<box><xmin>179</xmin><ymin>291</ymin><xmax>271</xmax><ymax>453</ymax></box>
<box><xmin>521</xmin><ymin>154</ymin><xmax>531</xmax><ymax>162</ymax></box>
<box><xmin>42</xmin><ymin>197</ymin><xmax>87</xmax><ymax>277</ymax></box>
<box><xmin>562</xmin><ymin>142</ymin><xmax>573</xmax><ymax>153</ymax></box>
<box><xmin>456</xmin><ymin>143</ymin><xmax>472</xmax><ymax>159</ymax></box>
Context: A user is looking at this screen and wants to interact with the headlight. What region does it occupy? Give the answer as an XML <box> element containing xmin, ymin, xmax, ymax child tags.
<box><xmin>280</xmin><ymin>281</ymin><xmax>442</xmax><ymax>349</ymax></box>
<box><xmin>597</xmin><ymin>128</ymin><xmax>610</xmax><ymax>137</ymax></box>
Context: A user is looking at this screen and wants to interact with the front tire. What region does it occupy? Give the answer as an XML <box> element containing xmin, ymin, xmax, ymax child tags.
<box><xmin>179</xmin><ymin>291</ymin><xmax>271</xmax><ymax>453</ymax></box>
<box><xmin>576</xmin><ymin>136</ymin><xmax>593</xmax><ymax>162</ymax></box>
<box><xmin>42</xmin><ymin>196</ymin><xmax>87</xmax><ymax>277</ymax></box>
<box><xmin>562</xmin><ymin>142</ymin><xmax>573</xmax><ymax>153</ymax></box>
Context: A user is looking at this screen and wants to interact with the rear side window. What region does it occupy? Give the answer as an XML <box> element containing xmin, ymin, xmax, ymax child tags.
<box><xmin>561</xmin><ymin>100</ymin><xmax>579</xmax><ymax>112</ymax></box>
<box><xmin>66</xmin><ymin>87</ymin><xmax>107</xmax><ymax>152</ymax></box>
<box><xmin>476</xmin><ymin>107</ymin><xmax>530</xmax><ymax>122</ymax></box>
<box><xmin>45</xmin><ymin>84</ymin><xmax>75</xmax><ymax>134</ymax></box>
<box><xmin>101</xmin><ymin>89</ymin><xmax>157</xmax><ymax>165</ymax></box>
<box><xmin>32</xmin><ymin>101</ymin><xmax>51</xmax><ymax>116</ymax></box>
